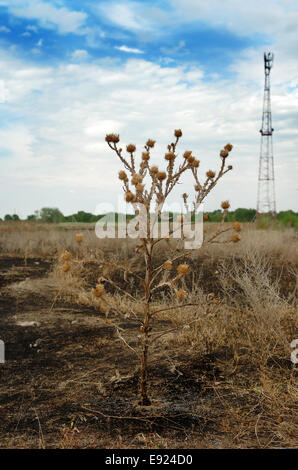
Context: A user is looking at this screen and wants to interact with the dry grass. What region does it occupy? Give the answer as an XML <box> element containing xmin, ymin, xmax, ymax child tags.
<box><xmin>0</xmin><ymin>220</ymin><xmax>297</xmax><ymax>448</ymax></box>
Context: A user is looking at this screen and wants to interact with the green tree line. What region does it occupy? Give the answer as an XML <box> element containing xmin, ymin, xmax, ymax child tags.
<box><xmin>1</xmin><ymin>207</ymin><xmax>298</xmax><ymax>227</ymax></box>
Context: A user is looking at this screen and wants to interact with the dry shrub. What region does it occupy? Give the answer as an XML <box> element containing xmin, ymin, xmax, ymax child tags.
<box><xmin>158</xmin><ymin>251</ymin><xmax>297</xmax><ymax>369</ymax></box>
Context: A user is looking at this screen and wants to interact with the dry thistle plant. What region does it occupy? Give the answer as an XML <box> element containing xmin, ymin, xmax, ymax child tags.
<box><xmin>100</xmin><ymin>129</ymin><xmax>241</xmax><ymax>405</ymax></box>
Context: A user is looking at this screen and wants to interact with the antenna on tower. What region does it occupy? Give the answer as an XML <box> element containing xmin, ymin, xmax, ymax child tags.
<box><xmin>256</xmin><ymin>51</ymin><xmax>276</xmax><ymax>218</ymax></box>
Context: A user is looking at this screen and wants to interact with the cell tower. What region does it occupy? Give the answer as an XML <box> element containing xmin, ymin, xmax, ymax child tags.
<box><xmin>256</xmin><ymin>52</ymin><xmax>276</xmax><ymax>217</ymax></box>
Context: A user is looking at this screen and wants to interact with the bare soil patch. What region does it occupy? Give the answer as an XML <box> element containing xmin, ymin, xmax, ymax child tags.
<box><xmin>0</xmin><ymin>256</ymin><xmax>297</xmax><ymax>449</ymax></box>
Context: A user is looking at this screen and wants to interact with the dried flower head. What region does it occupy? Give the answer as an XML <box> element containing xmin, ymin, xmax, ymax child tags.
<box><xmin>220</xmin><ymin>149</ymin><xmax>229</xmax><ymax>158</ymax></box>
<box><xmin>206</xmin><ymin>170</ymin><xmax>216</xmax><ymax>179</ymax></box>
<box><xmin>174</xmin><ymin>129</ymin><xmax>182</xmax><ymax>138</ymax></box>
<box><xmin>194</xmin><ymin>184</ymin><xmax>200</xmax><ymax>191</ymax></box>
<box><xmin>94</xmin><ymin>283</ymin><xmax>105</xmax><ymax>297</ymax></box>
<box><xmin>157</xmin><ymin>171</ymin><xmax>167</xmax><ymax>181</ymax></box>
<box><xmin>177</xmin><ymin>289</ymin><xmax>188</xmax><ymax>301</ymax></box>
<box><xmin>163</xmin><ymin>260</ymin><xmax>172</xmax><ymax>270</ymax></box>
<box><xmin>105</xmin><ymin>133</ymin><xmax>119</xmax><ymax>144</ymax></box>
<box><xmin>142</xmin><ymin>152</ymin><xmax>150</xmax><ymax>161</ymax></box>
<box><xmin>131</xmin><ymin>173</ymin><xmax>142</xmax><ymax>185</ymax></box>
<box><xmin>233</xmin><ymin>221</ymin><xmax>242</xmax><ymax>232</ymax></box>
<box><xmin>118</xmin><ymin>170</ymin><xmax>128</xmax><ymax>181</ymax></box>
<box><xmin>146</xmin><ymin>139</ymin><xmax>156</xmax><ymax>148</ymax></box>
<box><xmin>183</xmin><ymin>150</ymin><xmax>192</xmax><ymax>159</ymax></box>
<box><xmin>165</xmin><ymin>152</ymin><xmax>175</xmax><ymax>161</ymax></box>
<box><xmin>228</xmin><ymin>165</ymin><xmax>233</xmax><ymax>170</ymax></box>
<box><xmin>224</xmin><ymin>143</ymin><xmax>233</xmax><ymax>152</ymax></box>
<box><xmin>187</xmin><ymin>155</ymin><xmax>195</xmax><ymax>164</ymax></box>
<box><xmin>61</xmin><ymin>262</ymin><xmax>70</xmax><ymax>272</ymax></box>
<box><xmin>177</xmin><ymin>264</ymin><xmax>190</xmax><ymax>275</ymax></box>
<box><xmin>75</xmin><ymin>234</ymin><xmax>83</xmax><ymax>244</ymax></box>
<box><xmin>125</xmin><ymin>191</ymin><xmax>134</xmax><ymax>202</ymax></box>
<box><xmin>126</xmin><ymin>143</ymin><xmax>136</xmax><ymax>153</ymax></box>
<box><xmin>61</xmin><ymin>251</ymin><xmax>71</xmax><ymax>262</ymax></box>
<box><xmin>150</xmin><ymin>166</ymin><xmax>159</xmax><ymax>175</ymax></box>
<box><xmin>192</xmin><ymin>159</ymin><xmax>200</xmax><ymax>168</ymax></box>
<box><xmin>136</xmin><ymin>183</ymin><xmax>144</xmax><ymax>192</ymax></box>
<box><xmin>221</xmin><ymin>200</ymin><xmax>230</xmax><ymax>209</ymax></box>
<box><xmin>203</xmin><ymin>214</ymin><xmax>209</xmax><ymax>221</ymax></box>
<box><xmin>99</xmin><ymin>305</ymin><xmax>106</xmax><ymax>313</ymax></box>
<box><xmin>232</xmin><ymin>233</ymin><xmax>241</xmax><ymax>243</ymax></box>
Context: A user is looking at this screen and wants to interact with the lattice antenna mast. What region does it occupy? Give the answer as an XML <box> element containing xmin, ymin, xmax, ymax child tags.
<box><xmin>256</xmin><ymin>52</ymin><xmax>276</xmax><ymax>217</ymax></box>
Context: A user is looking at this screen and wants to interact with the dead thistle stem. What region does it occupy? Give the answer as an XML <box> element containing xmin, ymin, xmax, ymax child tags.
<box><xmin>104</xmin><ymin>130</ymin><xmax>239</xmax><ymax>405</ymax></box>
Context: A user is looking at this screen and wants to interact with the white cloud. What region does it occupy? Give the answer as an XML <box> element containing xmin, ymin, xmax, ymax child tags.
<box><xmin>170</xmin><ymin>0</ymin><xmax>298</xmax><ymax>38</ymax></box>
<box><xmin>0</xmin><ymin>48</ymin><xmax>297</xmax><ymax>217</ymax></box>
<box><xmin>115</xmin><ymin>45</ymin><xmax>144</xmax><ymax>54</ymax></box>
<box><xmin>71</xmin><ymin>49</ymin><xmax>89</xmax><ymax>61</ymax></box>
<box><xmin>26</xmin><ymin>24</ymin><xmax>38</xmax><ymax>33</ymax></box>
<box><xmin>97</xmin><ymin>1</ymin><xmax>170</xmax><ymax>39</ymax></box>
<box><xmin>0</xmin><ymin>0</ymin><xmax>87</xmax><ymax>34</ymax></box>
<box><xmin>0</xmin><ymin>25</ymin><xmax>10</xmax><ymax>33</ymax></box>
<box><xmin>36</xmin><ymin>38</ymin><xmax>43</xmax><ymax>47</ymax></box>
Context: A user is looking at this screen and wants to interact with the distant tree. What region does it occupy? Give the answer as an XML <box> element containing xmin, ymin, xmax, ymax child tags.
<box><xmin>27</xmin><ymin>214</ymin><xmax>37</xmax><ymax>221</ymax></box>
<box><xmin>39</xmin><ymin>207</ymin><xmax>64</xmax><ymax>223</ymax></box>
<box><xmin>233</xmin><ymin>208</ymin><xmax>256</xmax><ymax>222</ymax></box>
<box><xmin>4</xmin><ymin>214</ymin><xmax>13</xmax><ymax>221</ymax></box>
<box><xmin>12</xmin><ymin>214</ymin><xmax>20</xmax><ymax>221</ymax></box>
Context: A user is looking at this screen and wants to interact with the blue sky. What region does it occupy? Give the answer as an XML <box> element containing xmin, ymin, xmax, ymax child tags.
<box><xmin>0</xmin><ymin>0</ymin><xmax>297</xmax><ymax>217</ymax></box>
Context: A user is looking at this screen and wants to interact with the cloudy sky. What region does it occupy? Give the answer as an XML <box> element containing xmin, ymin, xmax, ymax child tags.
<box><xmin>0</xmin><ymin>0</ymin><xmax>297</xmax><ymax>218</ymax></box>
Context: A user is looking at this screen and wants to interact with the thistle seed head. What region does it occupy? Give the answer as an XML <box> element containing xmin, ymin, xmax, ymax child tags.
<box><xmin>126</xmin><ymin>143</ymin><xmax>136</xmax><ymax>153</ymax></box>
<box><xmin>233</xmin><ymin>221</ymin><xmax>242</xmax><ymax>232</ymax></box>
<box><xmin>163</xmin><ymin>260</ymin><xmax>172</xmax><ymax>270</ymax></box>
<box><xmin>142</xmin><ymin>152</ymin><xmax>150</xmax><ymax>161</ymax></box>
<box><xmin>220</xmin><ymin>149</ymin><xmax>229</xmax><ymax>158</ymax></box>
<box><xmin>174</xmin><ymin>129</ymin><xmax>182</xmax><ymax>138</ymax></box>
<box><xmin>187</xmin><ymin>155</ymin><xmax>195</xmax><ymax>164</ymax></box>
<box><xmin>131</xmin><ymin>173</ymin><xmax>142</xmax><ymax>185</ymax></box>
<box><xmin>206</xmin><ymin>170</ymin><xmax>216</xmax><ymax>179</ymax></box>
<box><xmin>183</xmin><ymin>150</ymin><xmax>192</xmax><ymax>159</ymax></box>
<box><xmin>177</xmin><ymin>289</ymin><xmax>188</xmax><ymax>301</ymax></box>
<box><xmin>94</xmin><ymin>283</ymin><xmax>105</xmax><ymax>297</ymax></box>
<box><xmin>125</xmin><ymin>191</ymin><xmax>134</xmax><ymax>202</ymax></box>
<box><xmin>150</xmin><ymin>166</ymin><xmax>159</xmax><ymax>175</ymax></box>
<box><xmin>61</xmin><ymin>262</ymin><xmax>70</xmax><ymax>272</ymax></box>
<box><xmin>232</xmin><ymin>233</ymin><xmax>241</xmax><ymax>243</ymax></box>
<box><xmin>136</xmin><ymin>183</ymin><xmax>144</xmax><ymax>192</ymax></box>
<box><xmin>75</xmin><ymin>234</ymin><xmax>83</xmax><ymax>244</ymax></box>
<box><xmin>157</xmin><ymin>171</ymin><xmax>167</xmax><ymax>181</ymax></box>
<box><xmin>224</xmin><ymin>143</ymin><xmax>233</xmax><ymax>152</ymax></box>
<box><xmin>192</xmin><ymin>159</ymin><xmax>200</xmax><ymax>168</ymax></box>
<box><xmin>105</xmin><ymin>133</ymin><xmax>119</xmax><ymax>144</ymax></box>
<box><xmin>177</xmin><ymin>263</ymin><xmax>190</xmax><ymax>275</ymax></box>
<box><xmin>118</xmin><ymin>170</ymin><xmax>128</xmax><ymax>181</ymax></box>
<box><xmin>221</xmin><ymin>200</ymin><xmax>230</xmax><ymax>209</ymax></box>
<box><xmin>61</xmin><ymin>251</ymin><xmax>71</xmax><ymax>262</ymax></box>
<box><xmin>146</xmin><ymin>139</ymin><xmax>156</xmax><ymax>148</ymax></box>
<box><xmin>165</xmin><ymin>152</ymin><xmax>175</xmax><ymax>161</ymax></box>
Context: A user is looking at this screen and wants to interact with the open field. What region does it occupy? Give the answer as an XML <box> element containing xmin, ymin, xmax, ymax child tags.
<box><xmin>0</xmin><ymin>222</ymin><xmax>297</xmax><ymax>448</ymax></box>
